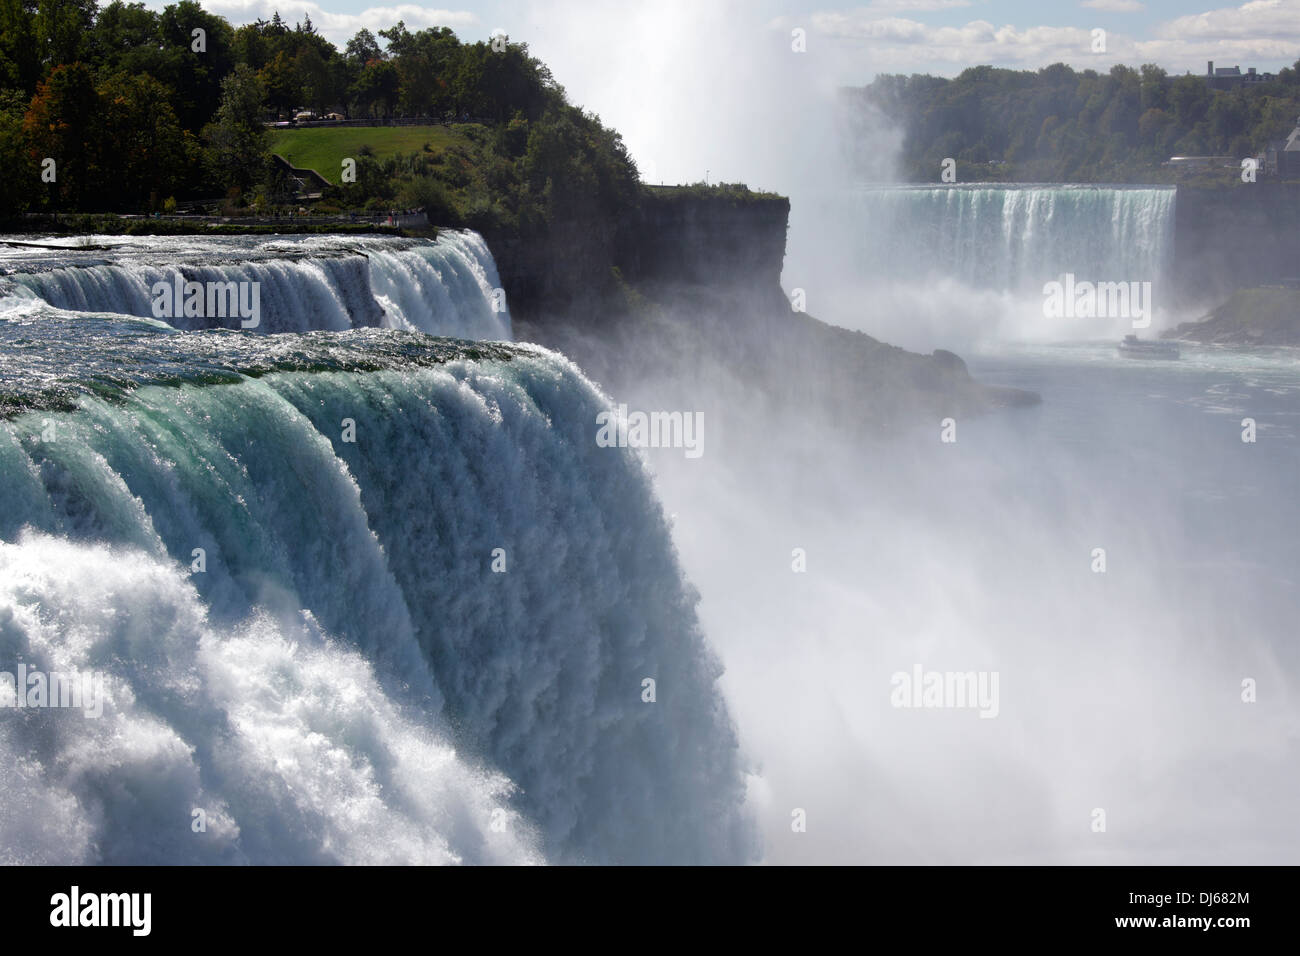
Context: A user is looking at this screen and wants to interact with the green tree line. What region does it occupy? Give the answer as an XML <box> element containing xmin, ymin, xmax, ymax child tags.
<box><xmin>850</xmin><ymin>61</ymin><xmax>1300</xmax><ymax>182</ymax></box>
<box><xmin>0</xmin><ymin>0</ymin><xmax>642</xmax><ymax>228</ymax></box>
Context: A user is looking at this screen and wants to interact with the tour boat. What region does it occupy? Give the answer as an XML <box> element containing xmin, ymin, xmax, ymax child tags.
<box><xmin>1118</xmin><ymin>334</ymin><xmax>1180</xmax><ymax>359</ymax></box>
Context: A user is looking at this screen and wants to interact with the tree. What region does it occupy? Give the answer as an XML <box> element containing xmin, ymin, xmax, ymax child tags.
<box><xmin>203</xmin><ymin>62</ymin><xmax>267</xmax><ymax>191</ymax></box>
<box><xmin>377</xmin><ymin>21</ymin><xmax>415</xmax><ymax>59</ymax></box>
<box><xmin>0</xmin><ymin>107</ymin><xmax>35</xmax><ymax>216</ymax></box>
<box><xmin>295</xmin><ymin>43</ymin><xmax>335</xmax><ymax>114</ymax></box>
<box><xmin>375</xmin><ymin>25</ymin><xmax>460</xmax><ymax>117</ymax></box>
<box><xmin>157</xmin><ymin>0</ymin><xmax>236</xmax><ymax>131</ymax></box>
<box><xmin>1207</xmin><ymin>93</ymin><xmax>1249</xmax><ymax>151</ymax></box>
<box><xmin>1139</xmin><ymin>63</ymin><xmax>1168</xmax><ymax>113</ymax></box>
<box><xmin>232</xmin><ymin>19</ymin><xmax>272</xmax><ymax>71</ymax></box>
<box><xmin>1168</xmin><ymin>74</ymin><xmax>1211</xmax><ymax>130</ymax></box>
<box><xmin>260</xmin><ymin>49</ymin><xmax>300</xmax><ymax>114</ymax></box>
<box><xmin>23</xmin><ymin>62</ymin><xmax>101</xmax><ymax>208</ymax></box>
<box><xmin>350</xmin><ymin>59</ymin><xmax>398</xmax><ymax>118</ymax></box>
<box><xmin>98</xmin><ymin>71</ymin><xmax>186</xmax><ymax>208</ymax></box>
<box><xmin>34</xmin><ymin>0</ymin><xmax>96</xmax><ymax>72</ymax></box>
<box><xmin>0</xmin><ymin>0</ymin><xmax>39</xmax><ymax>93</ymax></box>
<box><xmin>258</xmin><ymin>160</ymin><xmax>296</xmax><ymax>209</ymax></box>
<box><xmin>95</xmin><ymin>2</ymin><xmax>158</xmax><ymax>55</ymax></box>
<box><xmin>1137</xmin><ymin>107</ymin><xmax>1174</xmax><ymax>149</ymax></box>
<box><xmin>345</xmin><ymin>29</ymin><xmax>382</xmax><ymax>64</ymax></box>
<box><xmin>855</xmin><ymin>59</ymin><xmax>1300</xmax><ymax>181</ymax></box>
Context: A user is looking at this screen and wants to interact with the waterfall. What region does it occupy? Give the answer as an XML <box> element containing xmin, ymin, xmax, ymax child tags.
<box><xmin>0</xmin><ymin>230</ymin><xmax>511</xmax><ymax>340</ymax></box>
<box><xmin>0</xmin><ymin>313</ymin><xmax>753</xmax><ymax>865</ymax></box>
<box><xmin>851</xmin><ymin>185</ymin><xmax>1176</xmax><ymax>290</ymax></box>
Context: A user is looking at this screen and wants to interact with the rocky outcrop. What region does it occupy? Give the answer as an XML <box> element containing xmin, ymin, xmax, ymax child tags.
<box><xmin>622</xmin><ymin>189</ymin><xmax>790</xmax><ymax>288</ymax></box>
<box><xmin>502</xmin><ymin>184</ymin><xmax>1037</xmax><ymax>429</ymax></box>
<box><xmin>1173</xmin><ymin>184</ymin><xmax>1300</xmax><ymax>303</ymax></box>
<box><xmin>1165</xmin><ymin>284</ymin><xmax>1300</xmax><ymax>345</ymax></box>
<box><xmin>489</xmin><ymin>188</ymin><xmax>790</xmax><ymax>324</ymax></box>
<box><xmin>487</xmin><ymin>216</ymin><xmax>621</xmax><ymax>321</ymax></box>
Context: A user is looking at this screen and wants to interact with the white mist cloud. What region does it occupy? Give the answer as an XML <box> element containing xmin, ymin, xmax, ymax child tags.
<box><xmin>509</xmin><ymin>0</ymin><xmax>861</xmax><ymax>192</ymax></box>
<box><xmin>501</xmin><ymin>0</ymin><xmax>906</xmax><ymax>302</ymax></box>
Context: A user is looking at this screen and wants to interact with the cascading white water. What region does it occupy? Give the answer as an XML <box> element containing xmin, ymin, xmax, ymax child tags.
<box><xmin>0</xmin><ymin>230</ymin><xmax>511</xmax><ymax>340</ymax></box>
<box><xmin>0</xmin><ymin>308</ymin><xmax>753</xmax><ymax>864</ymax></box>
<box><xmin>786</xmin><ymin>185</ymin><xmax>1180</xmax><ymax>351</ymax></box>
<box><xmin>0</xmin><ymin>533</ymin><xmax>542</xmax><ymax>866</ymax></box>
<box><xmin>366</xmin><ymin>230</ymin><xmax>510</xmax><ymax>338</ymax></box>
<box><xmin>851</xmin><ymin>185</ymin><xmax>1176</xmax><ymax>290</ymax></box>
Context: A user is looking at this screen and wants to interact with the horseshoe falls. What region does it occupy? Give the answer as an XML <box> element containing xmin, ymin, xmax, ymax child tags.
<box><xmin>850</xmin><ymin>185</ymin><xmax>1175</xmax><ymax>289</ymax></box>
<box><xmin>0</xmin><ymin>230</ymin><xmax>511</xmax><ymax>340</ymax></box>
<box><xmin>793</xmin><ymin>185</ymin><xmax>1179</xmax><ymax>351</ymax></box>
<box><xmin>0</xmin><ymin>268</ymin><xmax>751</xmax><ymax>864</ymax></box>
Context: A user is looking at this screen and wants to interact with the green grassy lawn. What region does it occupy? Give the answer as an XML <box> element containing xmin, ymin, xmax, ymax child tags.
<box><xmin>269</xmin><ymin>125</ymin><xmax>472</xmax><ymax>184</ymax></box>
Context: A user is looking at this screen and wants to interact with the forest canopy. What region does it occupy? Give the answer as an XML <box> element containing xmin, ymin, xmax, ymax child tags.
<box><xmin>0</xmin><ymin>0</ymin><xmax>642</xmax><ymax>231</ymax></box>
<box><xmin>849</xmin><ymin>61</ymin><xmax>1300</xmax><ymax>182</ymax></box>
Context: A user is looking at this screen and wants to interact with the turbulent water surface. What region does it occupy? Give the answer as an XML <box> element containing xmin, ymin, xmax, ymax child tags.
<box><xmin>2</xmin><ymin>219</ymin><xmax>1297</xmax><ymax>866</ymax></box>
<box><xmin>0</xmin><ymin>231</ymin><xmax>511</xmax><ymax>339</ymax></box>
<box><xmin>0</xmin><ymin>236</ymin><xmax>751</xmax><ymax>865</ymax></box>
<box><xmin>791</xmin><ymin>185</ymin><xmax>1182</xmax><ymax>350</ymax></box>
<box><xmin>849</xmin><ymin>185</ymin><xmax>1176</xmax><ymax>290</ymax></box>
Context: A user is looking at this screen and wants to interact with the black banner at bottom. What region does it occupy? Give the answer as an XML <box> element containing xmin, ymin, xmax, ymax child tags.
<box><xmin>0</xmin><ymin>865</ymin><xmax>1281</xmax><ymax>942</ymax></box>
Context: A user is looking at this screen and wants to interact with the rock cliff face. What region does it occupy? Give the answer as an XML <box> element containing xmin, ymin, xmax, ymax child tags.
<box><xmin>488</xmin><ymin>189</ymin><xmax>791</xmax><ymax>322</ymax></box>
<box><xmin>498</xmin><ymin>187</ymin><xmax>1037</xmax><ymax>429</ymax></box>
<box><xmin>1173</xmin><ymin>184</ymin><xmax>1300</xmax><ymax>302</ymax></box>
<box><xmin>622</xmin><ymin>190</ymin><xmax>790</xmax><ymax>288</ymax></box>
<box><xmin>1165</xmin><ymin>285</ymin><xmax>1300</xmax><ymax>345</ymax></box>
<box><xmin>487</xmin><ymin>216</ymin><xmax>621</xmax><ymax>320</ymax></box>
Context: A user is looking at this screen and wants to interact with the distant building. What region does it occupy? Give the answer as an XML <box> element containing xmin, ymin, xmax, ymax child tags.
<box><xmin>1205</xmin><ymin>61</ymin><xmax>1276</xmax><ymax>90</ymax></box>
<box><xmin>1264</xmin><ymin>116</ymin><xmax>1300</xmax><ymax>178</ymax></box>
<box><xmin>270</xmin><ymin>153</ymin><xmax>331</xmax><ymax>199</ymax></box>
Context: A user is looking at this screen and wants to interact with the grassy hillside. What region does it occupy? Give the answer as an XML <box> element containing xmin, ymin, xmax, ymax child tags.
<box><xmin>269</xmin><ymin>125</ymin><xmax>472</xmax><ymax>184</ymax></box>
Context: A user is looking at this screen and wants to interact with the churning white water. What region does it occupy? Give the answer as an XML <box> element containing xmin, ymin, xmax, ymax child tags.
<box><xmin>0</xmin><ymin>346</ymin><xmax>753</xmax><ymax>864</ymax></box>
<box><xmin>2</xmin><ymin>210</ymin><xmax>1296</xmax><ymax>866</ymax></box>
<box><xmin>789</xmin><ymin>185</ymin><xmax>1182</xmax><ymax>351</ymax></box>
<box><xmin>0</xmin><ymin>231</ymin><xmax>511</xmax><ymax>339</ymax></box>
<box><xmin>847</xmin><ymin>185</ymin><xmax>1176</xmax><ymax>291</ymax></box>
<box><xmin>0</xmin><ymin>231</ymin><xmax>753</xmax><ymax>864</ymax></box>
<box><xmin>638</xmin><ymin>341</ymin><xmax>1300</xmax><ymax>865</ymax></box>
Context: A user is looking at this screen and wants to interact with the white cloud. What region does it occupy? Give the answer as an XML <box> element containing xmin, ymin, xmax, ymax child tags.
<box><xmin>162</xmin><ymin>1</ymin><xmax>480</xmax><ymax>47</ymax></box>
<box><xmin>1080</xmin><ymin>0</ymin><xmax>1145</xmax><ymax>12</ymax></box>
<box><xmin>792</xmin><ymin>12</ymin><xmax>1131</xmax><ymax>66</ymax></box>
<box><xmin>857</xmin><ymin>0</ymin><xmax>973</xmax><ymax>10</ymax></box>
<box><xmin>777</xmin><ymin>0</ymin><xmax>1299</xmax><ymax>76</ymax></box>
<box><xmin>1153</xmin><ymin>0</ymin><xmax>1300</xmax><ymax>40</ymax></box>
<box><xmin>1136</xmin><ymin>0</ymin><xmax>1300</xmax><ymax>72</ymax></box>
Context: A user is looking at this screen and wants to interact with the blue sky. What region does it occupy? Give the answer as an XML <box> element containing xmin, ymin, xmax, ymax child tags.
<box><xmin>181</xmin><ymin>0</ymin><xmax>1300</xmax><ymax>78</ymax></box>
